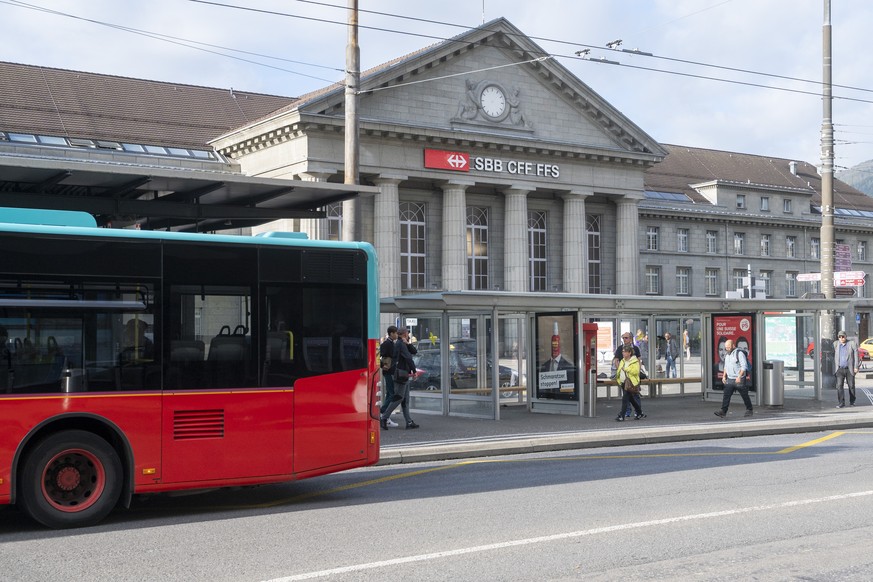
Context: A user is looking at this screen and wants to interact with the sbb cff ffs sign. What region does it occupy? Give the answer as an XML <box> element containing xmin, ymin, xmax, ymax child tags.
<box><xmin>424</xmin><ymin>149</ymin><xmax>469</xmax><ymax>172</ymax></box>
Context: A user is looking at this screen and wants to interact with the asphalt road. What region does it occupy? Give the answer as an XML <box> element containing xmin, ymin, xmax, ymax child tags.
<box><xmin>3</xmin><ymin>429</ymin><xmax>873</xmax><ymax>581</ymax></box>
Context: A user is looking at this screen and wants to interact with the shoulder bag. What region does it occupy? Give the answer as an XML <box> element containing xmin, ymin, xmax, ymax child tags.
<box><xmin>624</xmin><ymin>377</ymin><xmax>640</xmax><ymax>394</ymax></box>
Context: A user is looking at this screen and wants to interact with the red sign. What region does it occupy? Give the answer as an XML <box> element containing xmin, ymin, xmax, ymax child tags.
<box><xmin>424</xmin><ymin>149</ymin><xmax>469</xmax><ymax>172</ymax></box>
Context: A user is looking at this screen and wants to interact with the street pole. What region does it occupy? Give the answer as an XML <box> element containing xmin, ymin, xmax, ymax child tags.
<box><xmin>343</xmin><ymin>0</ymin><xmax>361</xmax><ymax>241</ymax></box>
<box><xmin>820</xmin><ymin>0</ymin><xmax>836</xmax><ymax>339</ymax></box>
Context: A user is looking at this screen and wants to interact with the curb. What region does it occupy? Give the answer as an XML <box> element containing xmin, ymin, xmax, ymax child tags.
<box><xmin>377</xmin><ymin>413</ymin><xmax>873</xmax><ymax>465</ymax></box>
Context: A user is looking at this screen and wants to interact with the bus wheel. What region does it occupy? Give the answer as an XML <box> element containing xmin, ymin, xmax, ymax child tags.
<box><xmin>20</xmin><ymin>431</ymin><xmax>122</xmax><ymax>529</ymax></box>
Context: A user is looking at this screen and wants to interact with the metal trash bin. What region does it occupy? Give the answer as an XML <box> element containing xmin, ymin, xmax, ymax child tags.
<box><xmin>762</xmin><ymin>360</ymin><xmax>784</xmax><ymax>407</ymax></box>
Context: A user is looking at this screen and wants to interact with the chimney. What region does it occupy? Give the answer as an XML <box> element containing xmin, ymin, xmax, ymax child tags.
<box><xmin>789</xmin><ymin>161</ymin><xmax>797</xmax><ymax>176</ymax></box>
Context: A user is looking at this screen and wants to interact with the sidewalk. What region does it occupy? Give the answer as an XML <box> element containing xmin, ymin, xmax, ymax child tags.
<box><xmin>378</xmin><ymin>390</ymin><xmax>873</xmax><ymax>465</ymax></box>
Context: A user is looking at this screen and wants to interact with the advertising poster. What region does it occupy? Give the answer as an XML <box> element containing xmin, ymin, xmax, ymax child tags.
<box><xmin>594</xmin><ymin>321</ymin><xmax>614</xmax><ymax>366</ymax></box>
<box><xmin>712</xmin><ymin>313</ymin><xmax>755</xmax><ymax>391</ymax></box>
<box><xmin>536</xmin><ymin>313</ymin><xmax>577</xmax><ymax>401</ymax></box>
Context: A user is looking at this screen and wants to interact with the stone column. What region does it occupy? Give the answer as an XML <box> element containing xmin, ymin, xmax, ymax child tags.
<box><xmin>298</xmin><ymin>169</ymin><xmax>337</xmax><ymax>239</ymax></box>
<box><xmin>441</xmin><ymin>179</ymin><xmax>474</xmax><ymax>291</ymax></box>
<box><xmin>503</xmin><ymin>187</ymin><xmax>529</xmax><ymax>293</ymax></box>
<box><xmin>372</xmin><ymin>176</ymin><xmax>405</xmax><ymax>302</ymax></box>
<box><xmin>615</xmin><ymin>193</ymin><xmax>643</xmax><ymax>295</ymax></box>
<box><xmin>561</xmin><ymin>190</ymin><xmax>590</xmax><ymax>294</ymax></box>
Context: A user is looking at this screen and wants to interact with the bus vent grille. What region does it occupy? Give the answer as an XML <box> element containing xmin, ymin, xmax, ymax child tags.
<box><xmin>173</xmin><ymin>409</ymin><xmax>225</xmax><ymax>440</ymax></box>
<box><xmin>302</xmin><ymin>250</ymin><xmax>364</xmax><ymax>283</ymax></box>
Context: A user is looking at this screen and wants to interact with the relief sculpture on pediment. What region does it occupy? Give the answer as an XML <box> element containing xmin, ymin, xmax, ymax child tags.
<box><xmin>452</xmin><ymin>79</ymin><xmax>533</xmax><ymax>130</ymax></box>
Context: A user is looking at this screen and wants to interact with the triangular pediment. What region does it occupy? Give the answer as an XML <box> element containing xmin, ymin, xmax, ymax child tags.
<box><xmin>291</xmin><ymin>18</ymin><xmax>665</xmax><ymax>162</ymax></box>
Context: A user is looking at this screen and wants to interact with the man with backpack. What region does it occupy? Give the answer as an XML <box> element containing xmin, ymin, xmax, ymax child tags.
<box><xmin>379</xmin><ymin>326</ymin><xmax>399</xmax><ymax>427</ymax></box>
<box><xmin>714</xmin><ymin>338</ymin><xmax>753</xmax><ymax>419</ymax></box>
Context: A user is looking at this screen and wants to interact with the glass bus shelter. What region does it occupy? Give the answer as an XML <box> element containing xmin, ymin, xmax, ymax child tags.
<box><xmin>382</xmin><ymin>291</ymin><xmax>861</xmax><ymax>420</ymax></box>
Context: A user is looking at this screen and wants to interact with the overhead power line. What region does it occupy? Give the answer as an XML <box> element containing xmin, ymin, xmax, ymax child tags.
<box><xmin>6</xmin><ymin>0</ymin><xmax>873</xmax><ymax>107</ymax></box>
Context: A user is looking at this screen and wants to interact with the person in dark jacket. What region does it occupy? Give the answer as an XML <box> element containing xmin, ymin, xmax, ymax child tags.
<box><xmin>379</xmin><ymin>326</ymin><xmax>399</xmax><ymax>427</ymax></box>
<box><xmin>381</xmin><ymin>327</ymin><xmax>420</xmax><ymax>430</ymax></box>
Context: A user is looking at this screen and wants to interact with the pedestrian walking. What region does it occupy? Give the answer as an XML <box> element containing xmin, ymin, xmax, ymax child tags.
<box><xmin>714</xmin><ymin>339</ymin><xmax>753</xmax><ymax>418</ymax></box>
<box><xmin>379</xmin><ymin>325</ymin><xmax>399</xmax><ymax>427</ymax></box>
<box><xmin>381</xmin><ymin>327</ymin><xmax>420</xmax><ymax>430</ymax></box>
<box><xmin>833</xmin><ymin>330</ymin><xmax>859</xmax><ymax>408</ymax></box>
<box><xmin>615</xmin><ymin>345</ymin><xmax>645</xmax><ymax>421</ymax></box>
<box><xmin>663</xmin><ymin>332</ymin><xmax>678</xmax><ymax>378</ymax></box>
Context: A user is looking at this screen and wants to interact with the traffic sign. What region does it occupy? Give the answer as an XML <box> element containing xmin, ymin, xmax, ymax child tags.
<box><xmin>835</xmin><ymin>287</ymin><xmax>856</xmax><ymax>297</ymax></box>
<box><xmin>835</xmin><ymin>243</ymin><xmax>852</xmax><ymax>272</ymax></box>
<box><xmin>797</xmin><ymin>271</ymin><xmax>865</xmax><ymax>284</ymax></box>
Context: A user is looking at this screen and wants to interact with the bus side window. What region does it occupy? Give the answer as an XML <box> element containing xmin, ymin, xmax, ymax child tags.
<box><xmin>208</xmin><ymin>326</ymin><xmax>249</xmax><ymax>387</ymax></box>
<box><xmin>167</xmin><ymin>340</ymin><xmax>206</xmax><ymax>389</ymax></box>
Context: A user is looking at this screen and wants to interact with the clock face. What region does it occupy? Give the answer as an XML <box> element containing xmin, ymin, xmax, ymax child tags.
<box><xmin>480</xmin><ymin>85</ymin><xmax>506</xmax><ymax>118</ymax></box>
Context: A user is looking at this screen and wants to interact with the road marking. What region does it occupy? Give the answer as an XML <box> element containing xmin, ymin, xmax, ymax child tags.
<box><xmin>225</xmin><ymin>432</ymin><xmax>849</xmax><ymax>511</ymax></box>
<box><xmin>861</xmin><ymin>387</ymin><xmax>873</xmax><ymax>405</ymax></box>
<box><xmin>265</xmin><ymin>489</ymin><xmax>873</xmax><ymax>581</ymax></box>
<box><xmin>777</xmin><ymin>431</ymin><xmax>844</xmax><ymax>454</ymax></box>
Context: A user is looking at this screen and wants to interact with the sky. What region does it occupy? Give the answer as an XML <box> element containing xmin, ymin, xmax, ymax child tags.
<box><xmin>2</xmin><ymin>0</ymin><xmax>873</xmax><ymax>170</ymax></box>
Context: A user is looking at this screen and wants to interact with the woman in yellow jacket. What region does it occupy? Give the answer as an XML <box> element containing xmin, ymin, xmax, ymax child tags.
<box><xmin>615</xmin><ymin>345</ymin><xmax>646</xmax><ymax>421</ymax></box>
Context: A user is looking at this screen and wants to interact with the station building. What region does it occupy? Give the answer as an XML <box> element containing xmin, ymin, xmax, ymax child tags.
<box><xmin>2</xmin><ymin>18</ymin><xmax>872</xmax><ymax>416</ymax></box>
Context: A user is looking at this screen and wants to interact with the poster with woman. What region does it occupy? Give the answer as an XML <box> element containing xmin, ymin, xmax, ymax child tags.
<box><xmin>712</xmin><ymin>313</ymin><xmax>755</xmax><ymax>391</ymax></box>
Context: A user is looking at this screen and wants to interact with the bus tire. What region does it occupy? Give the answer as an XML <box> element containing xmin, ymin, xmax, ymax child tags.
<box><xmin>19</xmin><ymin>430</ymin><xmax>122</xmax><ymax>529</ymax></box>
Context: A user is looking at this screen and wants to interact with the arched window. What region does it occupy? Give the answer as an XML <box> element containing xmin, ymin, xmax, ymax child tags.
<box><xmin>528</xmin><ymin>211</ymin><xmax>546</xmax><ymax>292</ymax></box>
<box><xmin>466</xmin><ymin>207</ymin><xmax>489</xmax><ymax>290</ymax></box>
<box><xmin>400</xmin><ymin>202</ymin><xmax>426</xmax><ymax>290</ymax></box>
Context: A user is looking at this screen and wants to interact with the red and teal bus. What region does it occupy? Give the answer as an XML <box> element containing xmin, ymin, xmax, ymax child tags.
<box><xmin>0</xmin><ymin>208</ymin><xmax>382</xmax><ymax>528</ymax></box>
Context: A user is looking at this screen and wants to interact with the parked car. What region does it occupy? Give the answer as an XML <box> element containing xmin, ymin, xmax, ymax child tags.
<box><xmin>807</xmin><ymin>341</ymin><xmax>869</xmax><ymax>360</ymax></box>
<box><xmin>860</xmin><ymin>338</ymin><xmax>873</xmax><ymax>358</ymax></box>
<box><xmin>409</xmin><ymin>349</ymin><xmax>518</xmax><ymax>396</ymax></box>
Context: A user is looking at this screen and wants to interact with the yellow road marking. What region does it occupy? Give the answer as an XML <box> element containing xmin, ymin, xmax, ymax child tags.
<box><xmin>147</xmin><ymin>431</ymin><xmax>853</xmax><ymax>513</ymax></box>
<box><xmin>777</xmin><ymin>431</ymin><xmax>844</xmax><ymax>454</ymax></box>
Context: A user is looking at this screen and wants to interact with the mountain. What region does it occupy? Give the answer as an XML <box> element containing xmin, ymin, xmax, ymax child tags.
<box><xmin>837</xmin><ymin>160</ymin><xmax>873</xmax><ymax>197</ymax></box>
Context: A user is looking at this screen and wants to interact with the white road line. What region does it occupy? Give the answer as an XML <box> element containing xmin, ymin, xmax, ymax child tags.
<box><xmin>861</xmin><ymin>387</ymin><xmax>873</xmax><ymax>405</ymax></box>
<box><xmin>265</xmin><ymin>490</ymin><xmax>873</xmax><ymax>581</ymax></box>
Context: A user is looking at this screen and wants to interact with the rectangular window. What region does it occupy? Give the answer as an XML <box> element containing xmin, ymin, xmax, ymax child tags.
<box><xmin>734</xmin><ymin>232</ymin><xmax>745</xmax><ymax>255</ymax></box>
<box><xmin>786</xmin><ymin>235</ymin><xmax>796</xmax><ymax>258</ymax></box>
<box><xmin>705</xmin><ymin>268</ymin><xmax>719</xmax><ymax>296</ymax></box>
<box><xmin>466</xmin><ymin>206</ymin><xmax>489</xmax><ymax>290</ymax></box>
<box><xmin>859</xmin><ymin>241</ymin><xmax>867</xmax><ymax>261</ymax></box>
<box><xmin>324</xmin><ymin>202</ymin><xmax>342</xmax><ymax>241</ymax></box>
<box><xmin>811</xmin><ymin>237</ymin><xmax>820</xmax><ymax>259</ymax></box>
<box><xmin>761</xmin><ymin>197</ymin><xmax>770</xmax><ymax>211</ymax></box>
<box><xmin>677</xmin><ymin>228</ymin><xmax>689</xmax><ymax>253</ymax></box>
<box><xmin>587</xmin><ymin>215</ymin><xmax>601</xmax><ymax>294</ymax></box>
<box><xmin>706</xmin><ymin>230</ymin><xmax>718</xmax><ymax>254</ymax></box>
<box><xmin>646</xmin><ymin>226</ymin><xmax>659</xmax><ymax>251</ymax></box>
<box><xmin>759</xmin><ymin>271</ymin><xmax>772</xmax><ymax>297</ymax></box>
<box><xmin>786</xmin><ymin>272</ymin><xmax>797</xmax><ymax>297</ymax></box>
<box><xmin>400</xmin><ymin>202</ymin><xmax>426</xmax><ymax>291</ymax></box>
<box><xmin>677</xmin><ymin>267</ymin><xmax>690</xmax><ymax>295</ymax></box>
<box><xmin>645</xmin><ymin>266</ymin><xmax>661</xmax><ymax>295</ymax></box>
<box><xmin>736</xmin><ymin>194</ymin><xmax>746</xmax><ymax>209</ymax></box>
<box><xmin>783</xmin><ymin>199</ymin><xmax>792</xmax><ymax>213</ymax></box>
<box><xmin>528</xmin><ymin>211</ymin><xmax>547</xmax><ymax>292</ymax></box>
<box><xmin>760</xmin><ymin>234</ymin><xmax>770</xmax><ymax>257</ymax></box>
<box><xmin>733</xmin><ymin>269</ymin><xmax>745</xmax><ymax>292</ymax></box>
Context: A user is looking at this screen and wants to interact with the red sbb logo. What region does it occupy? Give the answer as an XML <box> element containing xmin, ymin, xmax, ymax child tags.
<box><xmin>424</xmin><ymin>149</ymin><xmax>470</xmax><ymax>172</ymax></box>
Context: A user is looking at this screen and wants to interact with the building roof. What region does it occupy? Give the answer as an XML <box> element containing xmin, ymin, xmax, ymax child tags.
<box><xmin>646</xmin><ymin>144</ymin><xmax>873</xmax><ymax>211</ymax></box>
<box><xmin>0</xmin><ymin>61</ymin><xmax>295</xmax><ymax>150</ymax></box>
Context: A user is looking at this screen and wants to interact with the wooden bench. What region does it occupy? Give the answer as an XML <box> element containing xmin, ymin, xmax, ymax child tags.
<box><xmin>597</xmin><ymin>377</ymin><xmax>703</xmax><ymax>398</ymax></box>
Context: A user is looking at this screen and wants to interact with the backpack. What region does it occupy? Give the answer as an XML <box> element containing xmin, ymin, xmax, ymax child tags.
<box><xmin>733</xmin><ymin>348</ymin><xmax>752</xmax><ymax>386</ymax></box>
<box><xmin>379</xmin><ymin>338</ymin><xmax>393</xmax><ymax>371</ymax></box>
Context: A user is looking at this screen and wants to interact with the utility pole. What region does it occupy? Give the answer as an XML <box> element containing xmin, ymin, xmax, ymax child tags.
<box><xmin>820</xmin><ymin>0</ymin><xmax>836</xmax><ymax>339</ymax></box>
<box><xmin>343</xmin><ymin>0</ymin><xmax>361</xmax><ymax>241</ymax></box>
